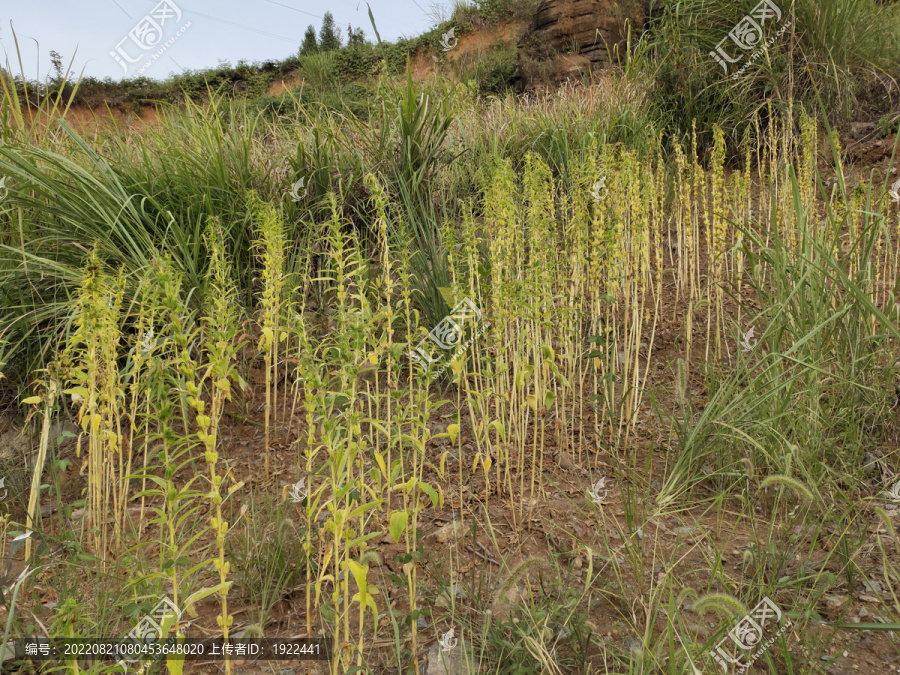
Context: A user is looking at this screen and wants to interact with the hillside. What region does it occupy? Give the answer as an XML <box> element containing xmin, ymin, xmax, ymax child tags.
<box><xmin>2</xmin><ymin>1</ymin><xmax>900</xmax><ymax>674</ymax></box>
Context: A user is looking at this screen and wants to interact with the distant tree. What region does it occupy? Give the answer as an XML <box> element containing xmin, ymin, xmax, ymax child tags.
<box><xmin>300</xmin><ymin>25</ymin><xmax>319</xmax><ymax>55</ymax></box>
<box><xmin>49</xmin><ymin>50</ymin><xmax>64</xmax><ymax>84</ymax></box>
<box><xmin>318</xmin><ymin>12</ymin><xmax>342</xmax><ymax>52</ymax></box>
<box><xmin>346</xmin><ymin>24</ymin><xmax>366</xmax><ymax>47</ymax></box>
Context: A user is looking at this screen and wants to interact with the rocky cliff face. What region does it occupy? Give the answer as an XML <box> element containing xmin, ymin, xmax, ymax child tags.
<box><xmin>512</xmin><ymin>0</ymin><xmax>651</xmax><ymax>90</ymax></box>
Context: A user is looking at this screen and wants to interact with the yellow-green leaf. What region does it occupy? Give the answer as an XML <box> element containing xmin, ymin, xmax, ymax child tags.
<box><xmin>346</xmin><ymin>560</ymin><xmax>369</xmax><ymax>593</ymax></box>
<box><xmin>389</xmin><ymin>511</ymin><xmax>408</xmax><ymax>543</ymax></box>
<box><xmin>183</xmin><ymin>582</ymin><xmax>231</xmax><ymax>617</ymax></box>
<box><xmin>374</xmin><ymin>450</ymin><xmax>387</xmax><ymax>479</ymax></box>
<box><xmin>488</xmin><ymin>420</ymin><xmax>506</xmax><ymax>442</ymax></box>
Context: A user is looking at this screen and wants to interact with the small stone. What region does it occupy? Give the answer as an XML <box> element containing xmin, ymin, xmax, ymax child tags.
<box><xmin>432</xmin><ymin>521</ymin><xmax>465</xmax><ymax>544</ymax></box>
<box><xmin>859</xmin><ymin>594</ymin><xmax>881</xmax><ymax>603</ymax></box>
<box><xmin>859</xmin><ymin>608</ymin><xmax>869</xmax><ymax>618</ymax></box>
<box><xmin>825</xmin><ymin>595</ymin><xmax>849</xmax><ymax>611</ymax></box>
<box><xmin>435</xmin><ymin>586</ymin><xmax>467</xmax><ymax>609</ymax></box>
<box><xmin>863</xmin><ymin>580</ymin><xmax>882</xmax><ymax>593</ymax></box>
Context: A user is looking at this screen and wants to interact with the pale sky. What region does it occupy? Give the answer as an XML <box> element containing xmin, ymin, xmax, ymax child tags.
<box><xmin>1</xmin><ymin>0</ymin><xmax>449</xmax><ymax>81</ymax></box>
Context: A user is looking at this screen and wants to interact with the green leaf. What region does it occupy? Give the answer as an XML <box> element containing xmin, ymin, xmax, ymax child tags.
<box><xmin>183</xmin><ymin>582</ymin><xmax>231</xmax><ymax>617</ymax></box>
<box><xmin>366</xmin><ymin>3</ymin><xmax>382</xmax><ymax>45</ymax></box>
<box><xmin>417</xmin><ymin>482</ymin><xmax>440</xmax><ymax>508</ymax></box>
<box><xmin>345</xmin><ymin>530</ymin><xmax>383</xmax><ymax>549</ymax></box>
<box><xmin>488</xmin><ymin>420</ymin><xmax>506</xmax><ymax>442</ymax></box>
<box><xmin>436</xmin><ymin>287</ymin><xmax>455</xmax><ymax>310</ymax></box>
<box><xmin>389</xmin><ymin>511</ymin><xmax>408</xmax><ymax>543</ymax></box>
<box><xmin>544</xmin><ymin>391</ymin><xmax>557</xmax><ymax>408</ymax></box>
<box><xmin>516</xmin><ymin>366</ymin><xmax>534</xmax><ymax>389</ymax></box>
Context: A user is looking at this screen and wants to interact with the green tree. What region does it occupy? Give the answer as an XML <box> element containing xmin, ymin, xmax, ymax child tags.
<box><xmin>300</xmin><ymin>25</ymin><xmax>318</xmax><ymax>55</ymax></box>
<box><xmin>318</xmin><ymin>12</ymin><xmax>342</xmax><ymax>52</ymax></box>
<box><xmin>347</xmin><ymin>25</ymin><xmax>366</xmax><ymax>47</ymax></box>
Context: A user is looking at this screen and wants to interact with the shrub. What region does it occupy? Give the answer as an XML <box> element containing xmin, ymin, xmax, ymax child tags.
<box><xmin>471</xmin><ymin>44</ymin><xmax>519</xmax><ymax>94</ymax></box>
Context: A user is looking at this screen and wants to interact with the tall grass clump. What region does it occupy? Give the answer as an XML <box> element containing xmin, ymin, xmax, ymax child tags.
<box><xmin>646</xmin><ymin>0</ymin><xmax>900</xmax><ymax>148</ymax></box>
<box><xmin>661</xmin><ymin>145</ymin><xmax>900</xmax><ymax>503</ymax></box>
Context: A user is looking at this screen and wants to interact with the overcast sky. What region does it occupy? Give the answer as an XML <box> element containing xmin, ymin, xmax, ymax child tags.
<box><xmin>1</xmin><ymin>0</ymin><xmax>449</xmax><ymax>81</ymax></box>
